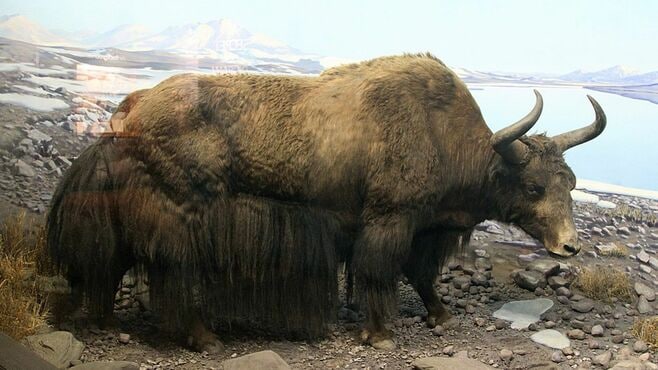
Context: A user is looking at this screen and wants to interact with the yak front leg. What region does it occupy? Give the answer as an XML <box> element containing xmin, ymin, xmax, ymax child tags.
<box><xmin>186</xmin><ymin>315</ymin><xmax>224</xmax><ymax>354</ymax></box>
<box><xmin>353</xmin><ymin>215</ymin><xmax>414</xmax><ymax>350</ymax></box>
<box><xmin>403</xmin><ymin>229</ymin><xmax>467</xmax><ymax>328</ymax></box>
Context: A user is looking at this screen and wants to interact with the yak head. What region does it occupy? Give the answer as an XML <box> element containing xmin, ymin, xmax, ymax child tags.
<box><xmin>489</xmin><ymin>90</ymin><xmax>606</xmax><ymax>258</ymax></box>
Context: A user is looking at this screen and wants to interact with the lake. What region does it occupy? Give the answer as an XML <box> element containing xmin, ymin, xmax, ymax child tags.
<box><xmin>470</xmin><ymin>86</ymin><xmax>658</xmax><ymax>191</ymax></box>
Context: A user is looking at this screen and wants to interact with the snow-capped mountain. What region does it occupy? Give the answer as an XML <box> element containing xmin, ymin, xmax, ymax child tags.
<box><xmin>83</xmin><ymin>24</ymin><xmax>153</xmax><ymax>48</ymax></box>
<box><xmin>0</xmin><ymin>14</ymin><xmax>76</xmax><ymax>46</ymax></box>
<box><xmin>560</xmin><ymin>65</ymin><xmax>658</xmax><ymax>85</ymax></box>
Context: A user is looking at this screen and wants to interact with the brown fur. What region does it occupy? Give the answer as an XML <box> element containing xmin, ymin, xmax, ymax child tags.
<box><xmin>48</xmin><ymin>53</ymin><xmax>587</xmax><ymax>346</ymax></box>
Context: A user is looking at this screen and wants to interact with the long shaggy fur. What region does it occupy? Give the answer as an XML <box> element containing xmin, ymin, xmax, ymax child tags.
<box><xmin>49</xmin><ymin>53</ymin><xmax>537</xmax><ymax>340</ymax></box>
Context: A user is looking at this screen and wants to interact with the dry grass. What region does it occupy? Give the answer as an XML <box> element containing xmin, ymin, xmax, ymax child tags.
<box><xmin>0</xmin><ymin>211</ymin><xmax>50</xmax><ymax>339</ymax></box>
<box><xmin>598</xmin><ymin>244</ymin><xmax>630</xmax><ymax>258</ymax></box>
<box><xmin>573</xmin><ymin>265</ymin><xmax>634</xmax><ymax>303</ymax></box>
<box><xmin>632</xmin><ymin>316</ymin><xmax>658</xmax><ymax>347</ymax></box>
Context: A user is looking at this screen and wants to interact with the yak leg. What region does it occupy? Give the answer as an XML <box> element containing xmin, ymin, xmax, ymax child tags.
<box><xmin>403</xmin><ymin>229</ymin><xmax>456</xmax><ymax>328</ymax></box>
<box><xmin>186</xmin><ymin>315</ymin><xmax>224</xmax><ymax>354</ymax></box>
<box><xmin>354</xmin><ymin>215</ymin><xmax>414</xmax><ymax>350</ymax></box>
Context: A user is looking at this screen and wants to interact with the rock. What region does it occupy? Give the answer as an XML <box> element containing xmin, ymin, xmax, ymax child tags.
<box><xmin>499</xmin><ymin>348</ymin><xmax>513</xmax><ymax>362</ymax></box>
<box><xmin>637</xmin><ymin>250</ymin><xmax>651</xmax><ymax>264</ymax></box>
<box><xmin>475</xmin><ymin>258</ymin><xmax>493</xmax><ymax>271</ymax></box>
<box><xmin>222</xmin><ymin>350</ymin><xmax>291</xmax><ymax>370</ymax></box>
<box><xmin>431</xmin><ymin>325</ymin><xmax>445</xmax><ymax>336</ymax></box>
<box><xmin>27</xmin><ymin>129</ymin><xmax>52</xmax><ymax>143</ymax></box>
<box><xmin>413</xmin><ymin>357</ymin><xmax>495</xmax><ymax>370</ymax></box>
<box><xmin>118</xmin><ymin>333</ymin><xmax>130</xmax><ymax>344</ymax></box>
<box><xmin>518</xmin><ymin>253</ymin><xmax>542</xmax><ymax>263</ymax></box>
<box><xmin>592</xmin><ymin>351</ymin><xmax>612</xmax><ymax>368</ymax></box>
<box><xmin>530</xmin><ymin>329</ymin><xmax>571</xmax><ymax>349</ymax></box>
<box><xmin>555</xmin><ymin>287</ymin><xmax>572</xmax><ymax>297</ymax></box>
<box><xmin>571</xmin><ymin>299</ymin><xmax>595</xmax><ymax>313</ymax></box>
<box><xmin>24</xmin><ymin>331</ymin><xmax>84</xmax><ymax>369</ymax></box>
<box><xmin>70</xmin><ymin>361</ymin><xmax>140</xmax><ymax>370</ymax></box>
<box><xmin>633</xmin><ymin>340</ymin><xmax>649</xmax><ymax>353</ymax></box>
<box><xmin>649</xmin><ymin>257</ymin><xmax>658</xmax><ymax>270</ymax></box>
<box><xmin>609</xmin><ymin>359</ymin><xmax>658</xmax><ymax>370</ymax></box>
<box><xmin>596</xmin><ymin>242</ymin><xmax>620</xmax><ymax>254</ymax></box>
<box><xmin>547</xmin><ymin>276</ymin><xmax>569</xmax><ymax>289</ymax></box>
<box><xmin>617</xmin><ymin>226</ymin><xmax>631</xmax><ymax>236</ymax></box>
<box><xmin>551</xmin><ymin>351</ymin><xmax>566</xmax><ymax>363</ymax></box>
<box><xmin>634</xmin><ymin>282</ymin><xmax>656</xmax><ymax>301</ymax></box>
<box><xmin>513</xmin><ymin>270</ymin><xmax>547</xmax><ymax>291</ymax></box>
<box><xmin>442</xmin><ymin>345</ymin><xmax>455</xmax><ymax>356</ymax></box>
<box><xmin>492</xmin><ymin>298</ymin><xmax>553</xmax><ymax>329</ymax></box>
<box><xmin>591</xmin><ymin>324</ymin><xmax>604</xmax><ymax>336</ymax></box>
<box><xmin>637</xmin><ymin>296</ymin><xmax>653</xmax><ymax>314</ymax></box>
<box><xmin>567</xmin><ymin>329</ymin><xmax>586</xmax><ymax>340</ymax></box>
<box><xmin>527</xmin><ymin>260</ymin><xmax>561</xmax><ymax>277</ymax></box>
<box><xmin>12</xmin><ymin>159</ymin><xmax>36</xmax><ymax>177</ymax></box>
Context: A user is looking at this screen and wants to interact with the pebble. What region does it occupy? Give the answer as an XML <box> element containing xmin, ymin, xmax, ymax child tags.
<box><xmin>555</xmin><ymin>287</ymin><xmax>571</xmax><ymax>297</ymax></box>
<box><xmin>547</xmin><ymin>276</ymin><xmax>569</xmax><ymax>289</ymax></box>
<box><xmin>591</xmin><ymin>325</ymin><xmax>604</xmax><ymax>337</ymax></box>
<box><xmin>571</xmin><ymin>299</ymin><xmax>594</xmax><ymax>313</ymax></box>
<box><xmin>637</xmin><ymin>296</ymin><xmax>653</xmax><ymax>314</ymax></box>
<box><xmin>567</xmin><ymin>329</ymin><xmax>586</xmax><ymax>340</ymax></box>
<box><xmin>551</xmin><ymin>351</ymin><xmax>566</xmax><ymax>363</ymax></box>
<box><xmin>499</xmin><ymin>348</ymin><xmax>513</xmax><ymax>362</ymax></box>
<box><xmin>432</xmin><ymin>325</ymin><xmax>445</xmax><ymax>337</ymax></box>
<box><xmin>442</xmin><ymin>345</ymin><xmax>455</xmax><ymax>356</ymax></box>
<box><xmin>633</xmin><ymin>340</ymin><xmax>648</xmax><ymax>353</ymax></box>
<box><xmin>119</xmin><ymin>333</ymin><xmax>130</xmax><ymax>344</ymax></box>
<box><xmin>592</xmin><ymin>351</ymin><xmax>612</xmax><ymax>367</ymax></box>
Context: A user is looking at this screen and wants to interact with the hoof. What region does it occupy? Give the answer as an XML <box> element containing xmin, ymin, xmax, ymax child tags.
<box><xmin>200</xmin><ymin>339</ymin><xmax>224</xmax><ymax>355</ymax></box>
<box><xmin>426</xmin><ymin>311</ymin><xmax>453</xmax><ymax>328</ymax></box>
<box><xmin>188</xmin><ymin>335</ymin><xmax>224</xmax><ymax>354</ymax></box>
<box><xmin>360</xmin><ymin>329</ymin><xmax>396</xmax><ymax>350</ymax></box>
<box><xmin>371</xmin><ymin>338</ymin><xmax>396</xmax><ymax>350</ymax></box>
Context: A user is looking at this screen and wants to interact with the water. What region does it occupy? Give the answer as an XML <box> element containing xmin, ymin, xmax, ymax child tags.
<box><xmin>470</xmin><ymin>86</ymin><xmax>658</xmax><ymax>191</ymax></box>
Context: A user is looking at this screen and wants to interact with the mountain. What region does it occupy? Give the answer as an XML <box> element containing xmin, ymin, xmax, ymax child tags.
<box><xmin>83</xmin><ymin>24</ymin><xmax>153</xmax><ymax>48</ymax></box>
<box><xmin>560</xmin><ymin>65</ymin><xmax>658</xmax><ymax>85</ymax></box>
<box><xmin>0</xmin><ymin>14</ymin><xmax>75</xmax><ymax>46</ymax></box>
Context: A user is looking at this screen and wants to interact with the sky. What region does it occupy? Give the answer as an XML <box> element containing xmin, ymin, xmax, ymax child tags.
<box><xmin>1</xmin><ymin>0</ymin><xmax>656</xmax><ymax>74</ymax></box>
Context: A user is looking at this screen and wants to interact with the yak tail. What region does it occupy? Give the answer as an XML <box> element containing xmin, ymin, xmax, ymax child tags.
<box><xmin>47</xmin><ymin>137</ymin><xmax>135</xmax><ymax>322</ymax></box>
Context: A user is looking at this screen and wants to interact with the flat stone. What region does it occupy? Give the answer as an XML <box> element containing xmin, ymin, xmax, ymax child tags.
<box><xmin>513</xmin><ymin>270</ymin><xmax>547</xmax><ymax>291</ymax></box>
<box><xmin>24</xmin><ymin>331</ymin><xmax>84</xmax><ymax>369</ymax></box>
<box><xmin>635</xmin><ymin>282</ymin><xmax>656</xmax><ymax>301</ymax></box>
<box><xmin>13</xmin><ymin>159</ymin><xmax>36</xmax><ymax>177</ymax></box>
<box><xmin>637</xmin><ymin>250</ymin><xmax>651</xmax><ymax>264</ymax></box>
<box><xmin>650</xmin><ymin>257</ymin><xmax>658</xmax><ymax>270</ymax></box>
<box><xmin>70</xmin><ymin>361</ymin><xmax>139</xmax><ymax>370</ymax></box>
<box><xmin>530</xmin><ymin>329</ymin><xmax>571</xmax><ymax>349</ymax></box>
<box><xmin>571</xmin><ymin>299</ymin><xmax>595</xmax><ymax>313</ymax></box>
<box><xmin>413</xmin><ymin>357</ymin><xmax>494</xmax><ymax>370</ymax></box>
<box><xmin>638</xmin><ymin>296</ymin><xmax>653</xmax><ymax>314</ymax></box>
<box><xmin>492</xmin><ymin>298</ymin><xmax>553</xmax><ymax>329</ymax></box>
<box><xmin>527</xmin><ymin>260</ymin><xmax>561</xmax><ymax>277</ymax></box>
<box><xmin>547</xmin><ymin>276</ymin><xmax>569</xmax><ymax>289</ymax></box>
<box><xmin>27</xmin><ymin>129</ymin><xmax>52</xmax><ymax>142</ymax></box>
<box><xmin>223</xmin><ymin>350</ymin><xmax>290</xmax><ymax>370</ymax></box>
<box><xmin>593</xmin><ymin>351</ymin><xmax>612</xmax><ymax>367</ymax></box>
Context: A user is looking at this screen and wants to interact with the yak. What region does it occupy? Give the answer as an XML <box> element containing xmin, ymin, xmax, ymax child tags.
<box><xmin>47</xmin><ymin>53</ymin><xmax>606</xmax><ymax>351</ymax></box>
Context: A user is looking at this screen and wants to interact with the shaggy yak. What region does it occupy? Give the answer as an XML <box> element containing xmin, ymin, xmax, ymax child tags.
<box><xmin>47</xmin><ymin>53</ymin><xmax>606</xmax><ymax>351</ymax></box>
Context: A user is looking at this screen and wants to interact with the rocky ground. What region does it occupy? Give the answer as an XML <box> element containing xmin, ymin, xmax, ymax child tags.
<box><xmin>3</xmin><ymin>64</ymin><xmax>658</xmax><ymax>370</ymax></box>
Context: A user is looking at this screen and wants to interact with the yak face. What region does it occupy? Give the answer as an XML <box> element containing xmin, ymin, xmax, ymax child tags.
<box><xmin>493</xmin><ymin>137</ymin><xmax>580</xmax><ymax>257</ymax></box>
<box><xmin>489</xmin><ymin>90</ymin><xmax>606</xmax><ymax>258</ymax></box>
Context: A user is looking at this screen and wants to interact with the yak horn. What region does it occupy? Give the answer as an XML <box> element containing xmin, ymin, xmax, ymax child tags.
<box><xmin>491</xmin><ymin>89</ymin><xmax>543</xmax><ymax>164</ymax></box>
<box><xmin>553</xmin><ymin>95</ymin><xmax>606</xmax><ymax>152</ymax></box>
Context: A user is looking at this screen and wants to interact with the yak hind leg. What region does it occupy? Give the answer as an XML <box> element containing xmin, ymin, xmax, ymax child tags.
<box><xmin>403</xmin><ymin>228</ymin><xmax>468</xmax><ymax>329</ymax></box>
<box><xmin>353</xmin><ymin>214</ymin><xmax>414</xmax><ymax>350</ymax></box>
<box><xmin>186</xmin><ymin>316</ymin><xmax>224</xmax><ymax>354</ymax></box>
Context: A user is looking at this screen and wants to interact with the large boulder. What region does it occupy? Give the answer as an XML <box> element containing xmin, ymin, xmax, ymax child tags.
<box><xmin>222</xmin><ymin>350</ymin><xmax>290</xmax><ymax>370</ymax></box>
<box><xmin>24</xmin><ymin>331</ymin><xmax>84</xmax><ymax>369</ymax></box>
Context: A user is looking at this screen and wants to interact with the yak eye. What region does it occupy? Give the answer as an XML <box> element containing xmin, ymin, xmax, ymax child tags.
<box><xmin>526</xmin><ymin>184</ymin><xmax>545</xmax><ymax>196</ymax></box>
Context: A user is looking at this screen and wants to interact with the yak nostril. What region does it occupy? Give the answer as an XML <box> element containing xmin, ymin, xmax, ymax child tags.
<box><xmin>563</xmin><ymin>244</ymin><xmax>580</xmax><ymax>255</ymax></box>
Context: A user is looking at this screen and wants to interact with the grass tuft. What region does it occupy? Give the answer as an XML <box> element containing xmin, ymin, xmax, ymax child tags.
<box><xmin>598</xmin><ymin>244</ymin><xmax>630</xmax><ymax>258</ymax></box>
<box><xmin>632</xmin><ymin>316</ymin><xmax>658</xmax><ymax>347</ymax></box>
<box><xmin>0</xmin><ymin>211</ymin><xmax>50</xmax><ymax>339</ymax></box>
<box><xmin>573</xmin><ymin>265</ymin><xmax>633</xmax><ymax>303</ymax></box>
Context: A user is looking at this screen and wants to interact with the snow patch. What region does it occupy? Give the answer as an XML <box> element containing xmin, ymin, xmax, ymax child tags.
<box><xmin>576</xmin><ymin>179</ymin><xmax>658</xmax><ymax>201</ymax></box>
<box><xmin>0</xmin><ymin>93</ymin><xmax>69</xmax><ymax>111</ymax></box>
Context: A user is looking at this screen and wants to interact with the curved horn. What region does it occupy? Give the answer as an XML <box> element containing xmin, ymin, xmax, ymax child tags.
<box><xmin>491</xmin><ymin>89</ymin><xmax>543</xmax><ymax>164</ymax></box>
<box><xmin>552</xmin><ymin>95</ymin><xmax>606</xmax><ymax>152</ymax></box>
